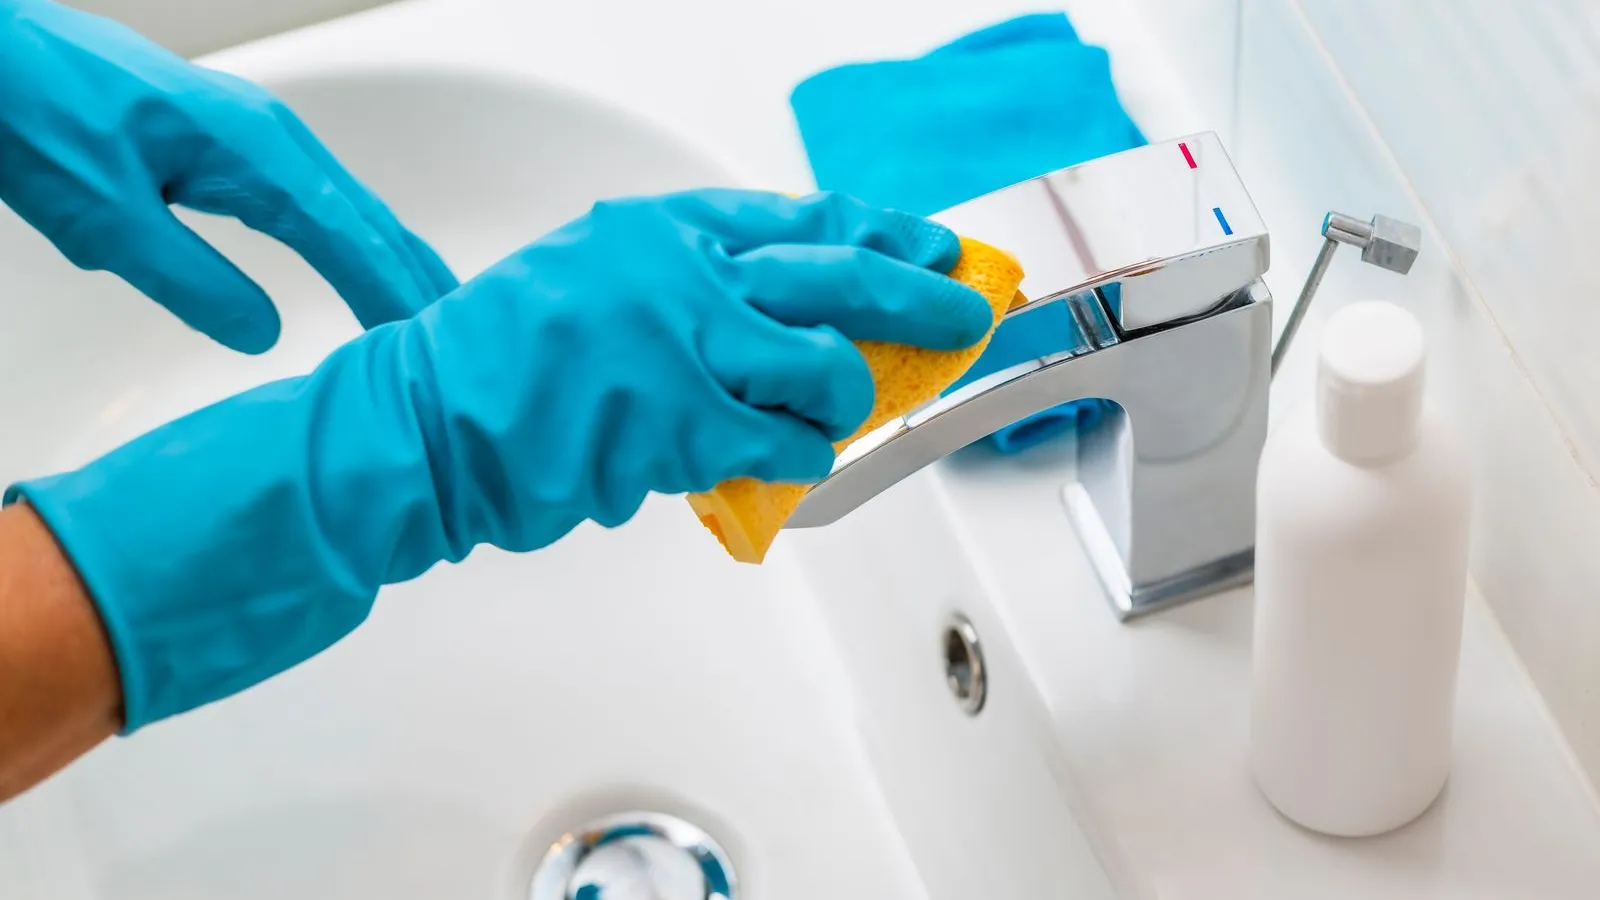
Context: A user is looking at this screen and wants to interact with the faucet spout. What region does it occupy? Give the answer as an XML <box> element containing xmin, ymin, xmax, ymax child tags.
<box><xmin>786</xmin><ymin>133</ymin><xmax>1276</xmax><ymax>618</ymax></box>
<box><xmin>789</xmin><ymin>279</ymin><xmax>1272</xmax><ymax>618</ymax></box>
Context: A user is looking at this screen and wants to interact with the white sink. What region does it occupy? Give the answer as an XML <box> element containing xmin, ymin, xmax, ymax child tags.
<box><xmin>0</xmin><ymin>52</ymin><xmax>1119</xmax><ymax>900</ymax></box>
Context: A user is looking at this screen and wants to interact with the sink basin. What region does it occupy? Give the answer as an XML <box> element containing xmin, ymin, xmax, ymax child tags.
<box><xmin>0</xmin><ymin>50</ymin><xmax>1119</xmax><ymax>900</ymax></box>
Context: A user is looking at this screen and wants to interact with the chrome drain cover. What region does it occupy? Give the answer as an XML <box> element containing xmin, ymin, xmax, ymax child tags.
<box><xmin>530</xmin><ymin>811</ymin><xmax>735</xmax><ymax>900</ymax></box>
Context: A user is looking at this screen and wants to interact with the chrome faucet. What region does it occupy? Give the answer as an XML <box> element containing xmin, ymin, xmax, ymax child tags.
<box><xmin>785</xmin><ymin>132</ymin><xmax>1420</xmax><ymax>620</ymax></box>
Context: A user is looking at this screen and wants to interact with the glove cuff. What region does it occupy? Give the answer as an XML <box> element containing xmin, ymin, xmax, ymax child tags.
<box><xmin>3</xmin><ymin>323</ymin><xmax>446</xmax><ymax>731</ymax></box>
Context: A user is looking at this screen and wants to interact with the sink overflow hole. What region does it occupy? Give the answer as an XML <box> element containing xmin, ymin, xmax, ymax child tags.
<box><xmin>942</xmin><ymin>613</ymin><xmax>987</xmax><ymax>716</ymax></box>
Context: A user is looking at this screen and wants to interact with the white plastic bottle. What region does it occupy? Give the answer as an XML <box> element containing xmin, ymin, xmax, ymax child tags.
<box><xmin>1250</xmin><ymin>300</ymin><xmax>1472</xmax><ymax>837</ymax></box>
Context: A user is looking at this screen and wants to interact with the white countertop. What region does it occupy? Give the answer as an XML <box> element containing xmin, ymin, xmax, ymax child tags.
<box><xmin>936</xmin><ymin>441</ymin><xmax>1600</xmax><ymax>899</ymax></box>
<box><xmin>211</xmin><ymin>1</ymin><xmax>1600</xmax><ymax>896</ymax></box>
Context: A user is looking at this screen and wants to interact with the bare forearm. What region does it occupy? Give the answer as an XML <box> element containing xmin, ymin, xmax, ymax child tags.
<box><xmin>0</xmin><ymin>502</ymin><xmax>119</xmax><ymax>802</ymax></box>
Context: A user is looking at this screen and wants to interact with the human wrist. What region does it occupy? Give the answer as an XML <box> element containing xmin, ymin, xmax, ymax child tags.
<box><xmin>0</xmin><ymin>501</ymin><xmax>120</xmax><ymax>801</ymax></box>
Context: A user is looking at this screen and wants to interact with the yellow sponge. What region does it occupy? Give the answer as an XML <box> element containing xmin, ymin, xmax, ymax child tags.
<box><xmin>689</xmin><ymin>237</ymin><xmax>1025</xmax><ymax>563</ymax></box>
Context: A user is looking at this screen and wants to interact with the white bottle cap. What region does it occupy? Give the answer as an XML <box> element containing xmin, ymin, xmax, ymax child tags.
<box><xmin>1316</xmin><ymin>300</ymin><xmax>1427</xmax><ymax>463</ymax></box>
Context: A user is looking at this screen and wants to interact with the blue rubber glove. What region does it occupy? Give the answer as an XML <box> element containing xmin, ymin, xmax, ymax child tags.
<box><xmin>6</xmin><ymin>189</ymin><xmax>993</xmax><ymax>731</ymax></box>
<box><xmin>0</xmin><ymin>0</ymin><xmax>457</xmax><ymax>352</ymax></box>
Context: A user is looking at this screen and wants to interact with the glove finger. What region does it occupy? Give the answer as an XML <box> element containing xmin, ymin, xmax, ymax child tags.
<box><xmin>96</xmin><ymin>209</ymin><xmax>281</xmax><ymax>354</ymax></box>
<box><xmin>661</xmin><ymin>189</ymin><xmax>962</xmax><ymax>268</ymax></box>
<box><xmin>731</xmin><ymin>243</ymin><xmax>993</xmax><ymax>351</ymax></box>
<box><xmin>402</xmin><ymin>230</ymin><xmax>462</xmax><ymax>299</ymax></box>
<box><xmin>273</xmin><ymin>107</ymin><xmax>461</xmax><ymax>301</ymax></box>
<box><xmin>745</xmin><ymin>413</ymin><xmax>840</xmax><ymax>483</ymax></box>
<box><xmin>168</xmin><ymin>139</ymin><xmax>430</xmax><ymax>330</ymax></box>
<box><xmin>704</xmin><ymin>317</ymin><xmax>875</xmax><ymax>443</ymax></box>
<box><xmin>720</xmin><ymin>406</ymin><xmax>841</xmax><ymax>485</ymax></box>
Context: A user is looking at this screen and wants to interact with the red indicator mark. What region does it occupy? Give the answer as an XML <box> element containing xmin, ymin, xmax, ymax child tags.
<box><xmin>1179</xmin><ymin>142</ymin><xmax>1197</xmax><ymax>169</ymax></box>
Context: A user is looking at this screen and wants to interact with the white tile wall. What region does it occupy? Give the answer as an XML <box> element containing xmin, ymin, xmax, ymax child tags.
<box><xmin>1231</xmin><ymin>0</ymin><xmax>1600</xmax><ymax>783</ymax></box>
<box><xmin>1118</xmin><ymin>0</ymin><xmax>1242</xmax><ymax>148</ymax></box>
<box><xmin>1298</xmin><ymin>0</ymin><xmax>1600</xmax><ymax>481</ymax></box>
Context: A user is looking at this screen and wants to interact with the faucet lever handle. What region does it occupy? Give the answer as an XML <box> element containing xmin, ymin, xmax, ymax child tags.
<box><xmin>933</xmin><ymin>132</ymin><xmax>1270</xmax><ymax>330</ymax></box>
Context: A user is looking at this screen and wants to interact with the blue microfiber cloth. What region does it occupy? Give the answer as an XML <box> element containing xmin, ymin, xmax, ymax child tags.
<box><xmin>790</xmin><ymin>12</ymin><xmax>1146</xmax><ymax>453</ymax></box>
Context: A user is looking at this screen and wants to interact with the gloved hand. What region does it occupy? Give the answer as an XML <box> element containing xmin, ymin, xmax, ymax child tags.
<box><xmin>7</xmin><ymin>189</ymin><xmax>993</xmax><ymax>731</ymax></box>
<box><xmin>0</xmin><ymin>0</ymin><xmax>457</xmax><ymax>352</ymax></box>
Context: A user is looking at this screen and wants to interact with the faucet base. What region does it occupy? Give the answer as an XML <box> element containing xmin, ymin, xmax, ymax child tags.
<box><xmin>1063</xmin><ymin>483</ymin><xmax>1256</xmax><ymax>621</ymax></box>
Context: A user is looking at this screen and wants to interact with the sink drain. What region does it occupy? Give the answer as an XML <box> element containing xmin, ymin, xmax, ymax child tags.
<box><xmin>529</xmin><ymin>811</ymin><xmax>735</xmax><ymax>900</ymax></box>
<box><xmin>942</xmin><ymin>613</ymin><xmax>987</xmax><ymax>716</ymax></box>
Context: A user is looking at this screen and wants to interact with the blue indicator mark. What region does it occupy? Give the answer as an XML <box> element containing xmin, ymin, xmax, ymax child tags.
<box><xmin>1212</xmin><ymin>206</ymin><xmax>1233</xmax><ymax>236</ymax></box>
